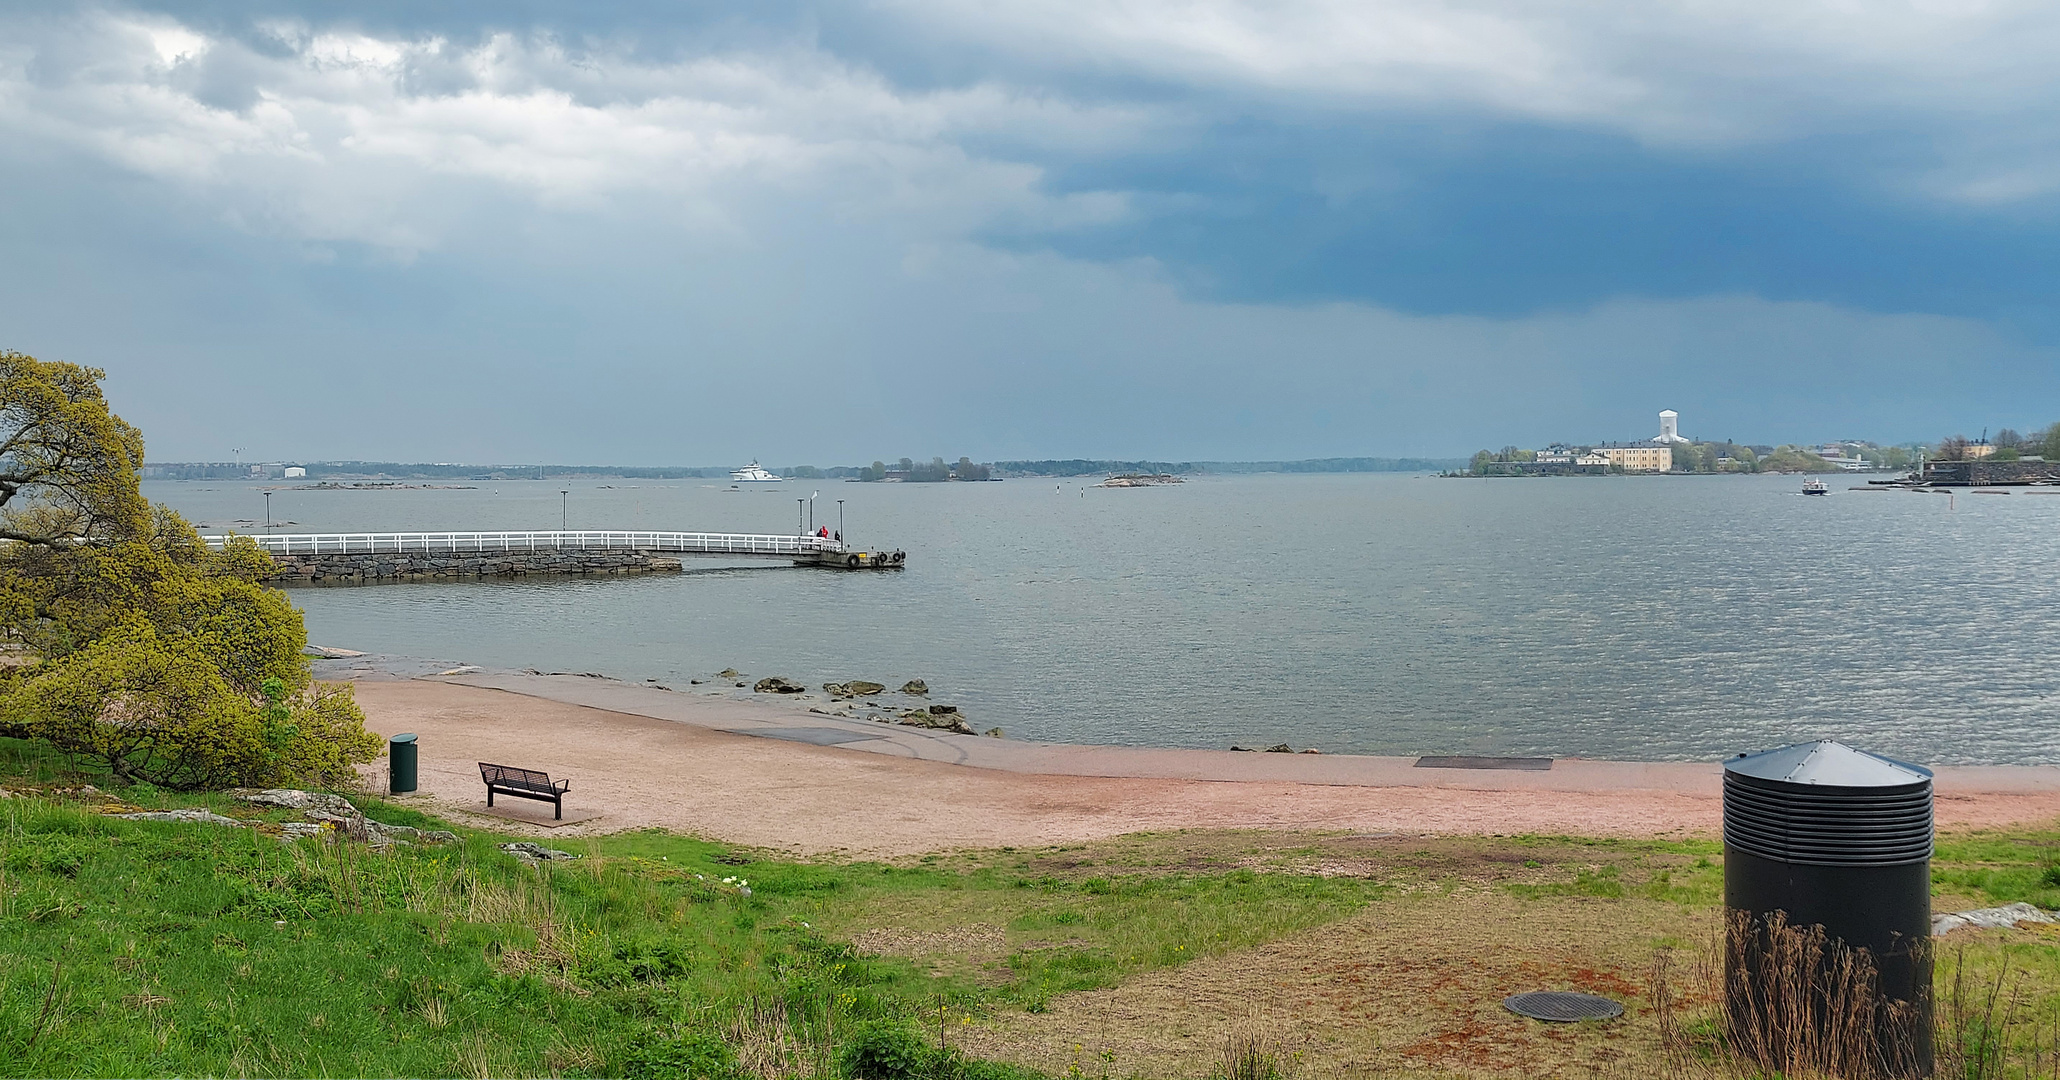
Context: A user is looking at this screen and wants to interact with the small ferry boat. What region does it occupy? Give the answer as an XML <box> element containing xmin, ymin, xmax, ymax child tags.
<box><xmin>1802</xmin><ymin>477</ymin><xmax>1829</xmax><ymax>496</ymax></box>
<box><xmin>729</xmin><ymin>461</ymin><xmax>782</xmax><ymax>484</ymax></box>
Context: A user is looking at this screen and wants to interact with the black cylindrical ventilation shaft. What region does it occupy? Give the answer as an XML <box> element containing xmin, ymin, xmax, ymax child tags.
<box><xmin>1724</xmin><ymin>740</ymin><xmax>1934</xmax><ymax>1076</ymax></box>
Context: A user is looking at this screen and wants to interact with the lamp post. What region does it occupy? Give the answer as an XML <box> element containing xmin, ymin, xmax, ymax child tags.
<box><xmin>796</xmin><ymin>498</ymin><xmax>805</xmax><ymax>535</ymax></box>
<box><xmin>263</xmin><ymin>490</ymin><xmax>272</xmax><ymax>531</ymax></box>
<box><xmin>560</xmin><ymin>489</ymin><xmax>569</xmax><ymax>531</ymax></box>
<box><xmin>837</xmin><ymin>499</ymin><xmax>844</xmax><ymax>538</ymax></box>
<box><xmin>809</xmin><ymin>490</ymin><xmax>819</xmax><ymax>533</ymax></box>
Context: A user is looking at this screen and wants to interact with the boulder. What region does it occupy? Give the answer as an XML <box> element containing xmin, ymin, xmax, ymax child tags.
<box><xmin>1264</xmin><ymin>744</ymin><xmax>1293</xmax><ymax>753</ymax></box>
<box><xmin>845</xmin><ymin>681</ymin><xmax>886</xmax><ymax>696</ymax></box>
<box><xmin>718</xmin><ymin>668</ymin><xmax>741</xmax><ymax>678</ymax></box>
<box><xmin>984</xmin><ymin>728</ymin><xmax>1005</xmax><ymax>738</ymax></box>
<box><xmin>897</xmin><ymin>708</ymin><xmax>974</xmax><ymax>735</ymax></box>
<box><xmin>822</xmin><ymin>682</ymin><xmax>851</xmax><ymax>697</ymax></box>
<box><xmin>900</xmin><ymin>679</ymin><xmax>929</xmax><ymax>696</ymax></box>
<box><xmin>755</xmin><ymin>676</ymin><xmax>806</xmax><ymax>694</ymax></box>
<box><xmin>928</xmin><ymin>704</ymin><xmax>958</xmax><ymax>715</ymax></box>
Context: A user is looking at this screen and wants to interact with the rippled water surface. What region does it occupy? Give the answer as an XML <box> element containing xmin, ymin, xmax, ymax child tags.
<box><xmin>147</xmin><ymin>474</ymin><xmax>2060</xmax><ymax>763</ymax></box>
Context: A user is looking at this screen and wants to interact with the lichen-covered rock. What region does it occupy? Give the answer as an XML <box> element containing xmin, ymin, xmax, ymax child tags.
<box><xmin>237</xmin><ymin>789</ymin><xmax>359</xmax><ymax>817</ymax></box>
<box><xmin>501</xmin><ymin>841</ymin><xmax>578</xmax><ymax>862</ymax></box>
<box><xmin>900</xmin><ymin>679</ymin><xmax>929</xmax><ymax>695</ymax></box>
<box><xmin>115</xmin><ymin>808</ymin><xmax>245</xmax><ymax>826</ymax></box>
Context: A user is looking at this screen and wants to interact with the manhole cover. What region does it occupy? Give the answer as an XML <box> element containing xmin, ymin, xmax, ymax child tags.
<box><xmin>1502</xmin><ymin>991</ymin><xmax>1624</xmax><ymax>1022</ymax></box>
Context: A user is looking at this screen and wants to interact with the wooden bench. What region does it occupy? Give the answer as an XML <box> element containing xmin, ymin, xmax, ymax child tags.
<box><xmin>478</xmin><ymin>762</ymin><xmax>571</xmax><ymax>819</ymax></box>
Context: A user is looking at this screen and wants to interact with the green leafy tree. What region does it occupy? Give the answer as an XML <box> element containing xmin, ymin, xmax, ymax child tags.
<box><xmin>1758</xmin><ymin>446</ymin><xmax>1839</xmax><ymax>473</ymax></box>
<box><xmin>0</xmin><ymin>353</ymin><xmax>379</xmax><ymax>789</ymax></box>
<box><xmin>907</xmin><ymin>457</ymin><xmax>952</xmax><ymax>482</ymax></box>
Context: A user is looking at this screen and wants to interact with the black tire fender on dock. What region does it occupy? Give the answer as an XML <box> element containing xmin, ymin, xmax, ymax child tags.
<box><xmin>847</xmin><ymin>554</ymin><xmax>860</xmax><ymax>568</ymax></box>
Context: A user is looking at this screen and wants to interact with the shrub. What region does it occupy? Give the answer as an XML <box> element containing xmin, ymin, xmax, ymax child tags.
<box><xmin>1</xmin><ymin>618</ymin><xmax>378</xmax><ymax>790</ymax></box>
<box><xmin>621</xmin><ymin>1031</ymin><xmax>742</xmax><ymax>1080</ymax></box>
<box><xmin>836</xmin><ymin>1020</ymin><xmax>930</xmax><ymax>1080</ymax></box>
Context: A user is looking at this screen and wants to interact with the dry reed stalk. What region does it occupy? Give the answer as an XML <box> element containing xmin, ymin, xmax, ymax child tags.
<box><xmin>1654</xmin><ymin>915</ymin><xmax>2060</xmax><ymax>1080</ymax></box>
<box><xmin>727</xmin><ymin>996</ymin><xmax>809</xmax><ymax>1080</ymax></box>
<box><xmin>1212</xmin><ymin>1017</ymin><xmax>1306</xmax><ymax>1080</ymax></box>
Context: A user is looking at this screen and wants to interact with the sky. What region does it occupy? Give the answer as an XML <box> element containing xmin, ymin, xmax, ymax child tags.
<box><xmin>3</xmin><ymin>1</ymin><xmax>2058</xmax><ymax>464</ymax></box>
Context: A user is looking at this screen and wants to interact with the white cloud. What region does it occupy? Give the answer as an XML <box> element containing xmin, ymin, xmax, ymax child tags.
<box><xmin>0</xmin><ymin>14</ymin><xmax>1141</xmax><ymax>252</ymax></box>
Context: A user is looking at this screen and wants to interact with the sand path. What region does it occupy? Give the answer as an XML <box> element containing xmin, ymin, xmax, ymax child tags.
<box><xmin>347</xmin><ymin>678</ymin><xmax>2060</xmax><ymax>858</ymax></box>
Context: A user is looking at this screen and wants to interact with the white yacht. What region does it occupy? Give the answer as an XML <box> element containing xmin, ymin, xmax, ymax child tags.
<box><xmin>729</xmin><ymin>461</ymin><xmax>783</xmax><ymax>484</ymax></box>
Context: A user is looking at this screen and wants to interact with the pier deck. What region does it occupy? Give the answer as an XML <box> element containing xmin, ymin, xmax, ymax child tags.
<box><xmin>202</xmin><ymin>531</ymin><xmax>905</xmax><ymax>582</ymax></box>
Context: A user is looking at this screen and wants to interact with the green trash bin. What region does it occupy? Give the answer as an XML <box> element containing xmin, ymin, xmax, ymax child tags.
<box><xmin>389</xmin><ymin>733</ymin><xmax>418</xmax><ymax>794</ymax></box>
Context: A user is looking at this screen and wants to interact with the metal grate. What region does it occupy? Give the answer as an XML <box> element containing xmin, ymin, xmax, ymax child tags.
<box><xmin>746</xmin><ymin>727</ymin><xmax>887</xmax><ymax>747</ymax></box>
<box><xmin>1502</xmin><ymin>991</ymin><xmax>1624</xmax><ymax>1022</ymax></box>
<box><xmin>1414</xmin><ymin>756</ymin><xmax>1553</xmax><ymax>771</ymax></box>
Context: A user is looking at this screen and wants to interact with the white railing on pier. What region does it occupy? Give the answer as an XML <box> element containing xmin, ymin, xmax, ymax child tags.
<box><xmin>201</xmin><ymin>531</ymin><xmax>846</xmax><ymax>558</ymax></box>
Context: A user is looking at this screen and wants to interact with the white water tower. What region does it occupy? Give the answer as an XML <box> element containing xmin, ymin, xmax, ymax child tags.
<box><xmin>1657</xmin><ymin>409</ymin><xmax>1689</xmax><ymax>444</ymax></box>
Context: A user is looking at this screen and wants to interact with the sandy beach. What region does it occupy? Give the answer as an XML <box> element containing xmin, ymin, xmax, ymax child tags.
<box><xmin>344</xmin><ymin>675</ymin><xmax>2060</xmax><ymax>857</ymax></box>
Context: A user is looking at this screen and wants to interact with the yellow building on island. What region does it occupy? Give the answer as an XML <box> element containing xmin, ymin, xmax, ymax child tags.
<box><xmin>1596</xmin><ymin>445</ymin><xmax>1674</xmax><ymax>472</ymax></box>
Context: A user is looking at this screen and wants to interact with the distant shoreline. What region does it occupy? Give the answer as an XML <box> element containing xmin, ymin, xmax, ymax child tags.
<box><xmin>141</xmin><ymin>456</ymin><xmax>1467</xmax><ymax>482</ymax></box>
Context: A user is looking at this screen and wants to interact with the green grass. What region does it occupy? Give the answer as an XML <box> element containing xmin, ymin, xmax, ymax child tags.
<box><xmin>11</xmin><ymin>729</ymin><xmax>2060</xmax><ymax>1080</ymax></box>
<box><xmin>0</xmin><ymin>772</ymin><xmax>1389</xmax><ymax>1078</ymax></box>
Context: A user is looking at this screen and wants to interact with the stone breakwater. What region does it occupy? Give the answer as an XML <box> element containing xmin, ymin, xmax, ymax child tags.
<box><xmin>264</xmin><ymin>549</ymin><xmax>685</xmax><ymax>584</ymax></box>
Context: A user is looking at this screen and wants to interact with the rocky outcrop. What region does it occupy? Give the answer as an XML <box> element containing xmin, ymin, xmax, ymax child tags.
<box><xmin>1934</xmin><ymin>902</ymin><xmax>2057</xmax><ymax>936</ymax></box>
<box><xmin>754</xmin><ymin>677</ymin><xmax>805</xmax><ymax>694</ymax></box>
<box><xmin>899</xmin><ymin>679</ymin><xmax>929</xmax><ymax>696</ymax></box>
<box><xmin>824</xmin><ymin>680</ymin><xmax>887</xmax><ymax>697</ymax></box>
<box><xmin>108</xmin><ymin>790</ymin><xmax>457</xmax><ymax>848</ymax></box>
<box><xmin>233</xmin><ymin>789</ymin><xmax>455</xmax><ymax>847</ymax></box>
<box><xmin>238</xmin><ymin>789</ymin><xmax>358</xmax><ymax>816</ymax></box>
<box><xmin>114</xmin><ymin>808</ymin><xmax>245</xmax><ymax>826</ymax></box>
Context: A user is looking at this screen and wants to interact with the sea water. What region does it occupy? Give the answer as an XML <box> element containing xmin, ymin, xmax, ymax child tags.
<box><xmin>145</xmin><ymin>473</ymin><xmax>2060</xmax><ymax>764</ymax></box>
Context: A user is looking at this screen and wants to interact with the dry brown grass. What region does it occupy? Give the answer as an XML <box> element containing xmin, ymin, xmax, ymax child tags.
<box><xmin>959</xmin><ymin>888</ymin><xmax>1701</xmax><ymax>1078</ymax></box>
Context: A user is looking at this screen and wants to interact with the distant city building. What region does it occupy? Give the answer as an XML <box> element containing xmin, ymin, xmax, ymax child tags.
<box><xmin>1575</xmin><ymin>452</ymin><xmax>1610</xmax><ymax>467</ymax></box>
<box><xmin>1656</xmin><ymin>409</ymin><xmax>1689</xmax><ymax>444</ymax></box>
<box><xmin>1598</xmin><ymin>445</ymin><xmax>1674</xmax><ymax>472</ymax></box>
<box><xmin>283</xmin><ymin>466</ymin><xmax>306</xmax><ymax>478</ymax></box>
<box><xmin>1965</xmin><ymin>443</ymin><xmax>1997</xmax><ymax>459</ymax></box>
